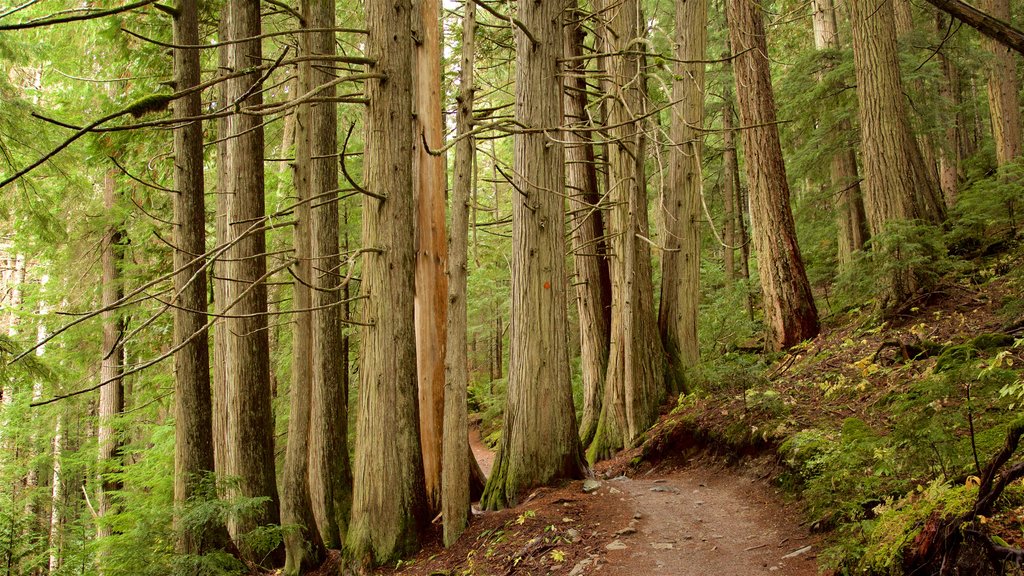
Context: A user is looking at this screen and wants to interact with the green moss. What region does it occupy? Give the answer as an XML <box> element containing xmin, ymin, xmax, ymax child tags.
<box><xmin>857</xmin><ymin>480</ymin><xmax>975</xmax><ymax>575</ymax></box>
<box><xmin>969</xmin><ymin>333</ymin><xmax>1015</xmax><ymax>350</ymax></box>
<box><xmin>935</xmin><ymin>344</ymin><xmax>979</xmax><ymax>372</ymax></box>
<box><xmin>124</xmin><ymin>94</ymin><xmax>173</xmax><ymax>118</ymax></box>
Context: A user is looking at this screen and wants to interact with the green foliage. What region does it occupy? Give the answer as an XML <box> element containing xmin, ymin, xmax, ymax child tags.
<box><xmin>686</xmin><ymin>352</ymin><xmax>769</xmax><ymax>396</ymax></box>
<box><xmin>948</xmin><ymin>158</ymin><xmax>1024</xmax><ymax>257</ymax></box>
<box><xmin>836</xmin><ymin>221</ymin><xmax>953</xmax><ymax>309</ymax></box>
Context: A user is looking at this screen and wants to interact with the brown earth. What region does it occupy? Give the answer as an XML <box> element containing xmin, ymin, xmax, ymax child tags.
<box><xmin>374</xmin><ymin>438</ymin><xmax>818</xmax><ymax>576</ymax></box>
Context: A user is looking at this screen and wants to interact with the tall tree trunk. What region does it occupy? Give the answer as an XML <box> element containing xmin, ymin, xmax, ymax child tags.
<box><xmin>47</xmin><ymin>416</ymin><xmax>62</xmax><ymax>576</ymax></box>
<box><xmin>587</xmin><ymin>0</ymin><xmax>665</xmax><ymax>462</ymax></box>
<box><xmin>305</xmin><ymin>0</ymin><xmax>353</xmax><ymax>550</ymax></box>
<box><xmin>171</xmin><ymin>0</ymin><xmax>224</xmax><ymax>560</ymax></box>
<box><xmin>212</xmin><ymin>15</ymin><xmax>230</xmax><ymax>494</ymax></box>
<box><xmin>345</xmin><ymin>0</ymin><xmax>429</xmax><ymax>564</ymax></box>
<box><xmin>723</xmin><ymin>89</ymin><xmax>737</xmax><ymax>287</ymax></box>
<box><xmin>564</xmin><ymin>7</ymin><xmax>611</xmax><ymax>447</ymax></box>
<box><xmin>983</xmin><ymin>0</ymin><xmax>1022</xmax><ymax>167</ymax></box>
<box><xmin>442</xmin><ymin>0</ymin><xmax>476</xmax><ymax>546</ymax></box>
<box><xmin>480</xmin><ymin>0</ymin><xmax>587</xmax><ymax>509</ymax></box>
<box><xmin>659</xmin><ymin>0</ymin><xmax>706</xmax><ymax>393</ymax></box>
<box><xmin>849</xmin><ymin>0</ymin><xmax>944</xmax><ymax>310</ymax></box>
<box><xmin>97</xmin><ymin>170</ymin><xmax>124</xmax><ymax>552</ymax></box>
<box><xmin>937</xmin><ymin>12</ymin><xmax>962</xmax><ymax>206</ymax></box>
<box><xmin>721</xmin><ymin>54</ymin><xmax>747</xmax><ymax>304</ymax></box>
<box><xmin>222</xmin><ymin>0</ymin><xmax>281</xmax><ymax>559</ymax></box>
<box><xmin>413</xmin><ymin>0</ymin><xmax>449</xmax><ymax>517</ymax></box>
<box><xmin>812</xmin><ymin>0</ymin><xmax>869</xmax><ymax>267</ymax></box>
<box><xmin>728</xmin><ymin>0</ymin><xmax>820</xmax><ymax>350</ymax></box>
<box><xmin>281</xmin><ymin>8</ymin><xmax>324</xmax><ymax>571</ymax></box>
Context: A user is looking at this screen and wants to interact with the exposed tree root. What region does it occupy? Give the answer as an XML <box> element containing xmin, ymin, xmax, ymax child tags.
<box><xmin>904</xmin><ymin>420</ymin><xmax>1024</xmax><ymax>575</ymax></box>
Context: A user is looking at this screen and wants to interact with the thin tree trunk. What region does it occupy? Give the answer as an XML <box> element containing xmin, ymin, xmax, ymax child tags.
<box><xmin>97</xmin><ymin>170</ymin><xmax>124</xmax><ymax>552</ymax></box>
<box><xmin>442</xmin><ymin>0</ymin><xmax>476</xmax><ymax>545</ymax></box>
<box><xmin>983</xmin><ymin>0</ymin><xmax>1022</xmax><ymax>167</ymax></box>
<box><xmin>171</xmin><ymin>0</ymin><xmax>224</xmax><ymax>559</ymax></box>
<box><xmin>281</xmin><ymin>8</ymin><xmax>325</xmax><ymax>571</ymax></box>
<box><xmin>564</xmin><ymin>6</ymin><xmax>611</xmax><ymax>447</ymax></box>
<box><xmin>47</xmin><ymin>417</ymin><xmax>61</xmax><ymax>576</ymax></box>
<box><xmin>222</xmin><ymin>0</ymin><xmax>281</xmax><ymax>560</ymax></box>
<box><xmin>305</xmin><ymin>0</ymin><xmax>352</xmax><ymax>550</ymax></box>
<box><xmin>413</xmin><ymin>0</ymin><xmax>449</xmax><ymax>517</ymax></box>
<box><xmin>728</xmin><ymin>0</ymin><xmax>820</xmax><ymax>350</ymax></box>
<box><xmin>494</xmin><ymin>314</ymin><xmax>502</xmax><ymax>381</ymax></box>
<box><xmin>212</xmin><ymin>14</ymin><xmax>230</xmax><ymax>493</ymax></box>
<box><xmin>723</xmin><ymin>91</ymin><xmax>736</xmax><ymax>287</ymax></box>
<box><xmin>659</xmin><ymin>0</ymin><xmax>706</xmax><ymax>393</ymax></box>
<box><xmin>480</xmin><ymin>0</ymin><xmax>587</xmax><ymax>508</ymax></box>
<box><xmin>937</xmin><ymin>12</ymin><xmax>962</xmax><ymax>206</ymax></box>
<box><xmin>812</xmin><ymin>0</ymin><xmax>869</xmax><ymax>267</ymax></box>
<box><xmin>345</xmin><ymin>0</ymin><xmax>429</xmax><ymax>564</ymax></box>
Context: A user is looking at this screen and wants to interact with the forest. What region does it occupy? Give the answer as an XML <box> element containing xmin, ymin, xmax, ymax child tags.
<box><xmin>2</xmin><ymin>0</ymin><xmax>1024</xmax><ymax>574</ymax></box>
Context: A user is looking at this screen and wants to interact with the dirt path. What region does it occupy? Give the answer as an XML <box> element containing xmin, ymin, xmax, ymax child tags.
<box><xmin>469</xmin><ymin>425</ymin><xmax>494</xmax><ymax>476</ymax></box>
<box><xmin>592</xmin><ymin>466</ymin><xmax>818</xmax><ymax>576</ymax></box>
<box><xmin>449</xmin><ymin>430</ymin><xmax>817</xmax><ymax>575</ymax></box>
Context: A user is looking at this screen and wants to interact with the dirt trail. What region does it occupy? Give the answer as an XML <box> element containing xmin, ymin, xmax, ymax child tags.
<box><xmin>458</xmin><ymin>430</ymin><xmax>817</xmax><ymax>575</ymax></box>
<box><xmin>469</xmin><ymin>425</ymin><xmax>494</xmax><ymax>476</ymax></box>
<box><xmin>592</xmin><ymin>466</ymin><xmax>818</xmax><ymax>575</ymax></box>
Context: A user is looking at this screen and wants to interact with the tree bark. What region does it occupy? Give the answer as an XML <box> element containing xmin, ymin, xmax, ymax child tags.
<box><xmin>281</xmin><ymin>6</ymin><xmax>325</xmax><ymax>571</ymax></box>
<box><xmin>480</xmin><ymin>0</ymin><xmax>587</xmax><ymax>509</ymax></box>
<box><xmin>171</xmin><ymin>0</ymin><xmax>224</xmax><ymax>560</ymax></box>
<box><xmin>849</xmin><ymin>0</ymin><xmax>944</xmax><ymax>310</ymax></box>
<box><xmin>413</xmin><ymin>0</ymin><xmax>449</xmax><ymax>517</ymax></box>
<box><xmin>659</xmin><ymin>0</ymin><xmax>706</xmax><ymax>393</ymax></box>
<box><xmin>588</xmin><ymin>0</ymin><xmax>666</xmax><ymax>462</ymax></box>
<box><xmin>345</xmin><ymin>0</ymin><xmax>429</xmax><ymax>564</ymax></box>
<box><xmin>222</xmin><ymin>0</ymin><xmax>281</xmax><ymax>560</ymax></box>
<box><xmin>811</xmin><ymin>0</ymin><xmax>869</xmax><ymax>268</ymax></box>
<box><xmin>728</xmin><ymin>0</ymin><xmax>820</xmax><ymax>350</ymax></box>
<box><xmin>97</xmin><ymin>170</ymin><xmax>124</xmax><ymax>554</ymax></box>
<box><xmin>442</xmin><ymin>0</ymin><xmax>476</xmax><ymax>546</ymax></box>
<box><xmin>212</xmin><ymin>15</ymin><xmax>230</xmax><ymax>493</ymax></box>
<box><xmin>983</xmin><ymin>0</ymin><xmax>1022</xmax><ymax>167</ymax></box>
<box><xmin>920</xmin><ymin>0</ymin><xmax>1024</xmax><ymax>56</ymax></box>
<box><xmin>937</xmin><ymin>12</ymin><xmax>963</xmax><ymax>206</ymax></box>
<box><xmin>564</xmin><ymin>8</ymin><xmax>611</xmax><ymax>447</ymax></box>
<box><xmin>723</xmin><ymin>93</ymin><xmax>737</xmax><ymax>287</ymax></box>
<box><xmin>47</xmin><ymin>417</ymin><xmax>62</xmax><ymax>576</ymax></box>
<box><xmin>305</xmin><ymin>0</ymin><xmax>352</xmax><ymax>550</ymax></box>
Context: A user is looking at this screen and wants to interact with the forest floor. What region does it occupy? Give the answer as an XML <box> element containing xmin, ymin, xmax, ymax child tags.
<box><xmin>377</xmin><ymin>436</ymin><xmax>817</xmax><ymax>575</ymax></box>
<box><xmin>371</xmin><ymin>245</ymin><xmax>1024</xmax><ymax>575</ymax></box>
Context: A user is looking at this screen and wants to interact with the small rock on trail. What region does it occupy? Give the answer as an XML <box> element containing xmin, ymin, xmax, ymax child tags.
<box><xmin>597</xmin><ymin>466</ymin><xmax>818</xmax><ymax>576</ymax></box>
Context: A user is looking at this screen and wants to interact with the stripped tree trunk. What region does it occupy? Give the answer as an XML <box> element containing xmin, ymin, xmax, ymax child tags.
<box><xmin>413</xmin><ymin>0</ymin><xmax>449</xmax><ymax>516</ymax></box>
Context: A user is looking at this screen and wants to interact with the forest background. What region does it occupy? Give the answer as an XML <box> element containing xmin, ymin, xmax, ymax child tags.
<box><xmin>1</xmin><ymin>0</ymin><xmax>1024</xmax><ymax>574</ymax></box>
